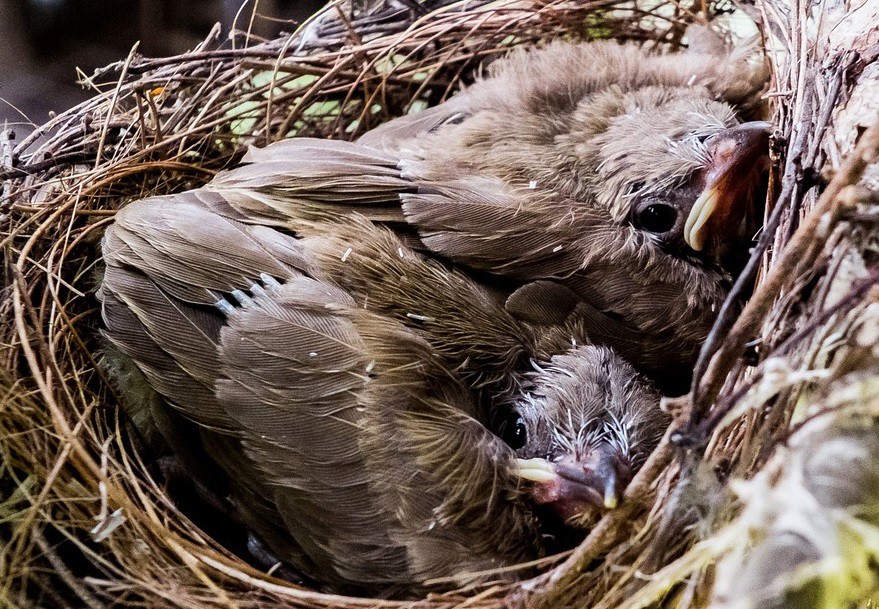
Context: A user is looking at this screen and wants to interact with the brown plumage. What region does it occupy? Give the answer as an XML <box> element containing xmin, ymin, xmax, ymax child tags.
<box><xmin>99</xmin><ymin>195</ymin><xmax>666</xmax><ymax>595</ymax></box>
<box><xmin>98</xmin><ymin>40</ymin><xmax>768</xmax><ymax>594</ymax></box>
<box><xmin>197</xmin><ymin>40</ymin><xmax>771</xmax><ymax>393</ymax></box>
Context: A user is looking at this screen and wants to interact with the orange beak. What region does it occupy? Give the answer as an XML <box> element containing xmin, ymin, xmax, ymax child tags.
<box><xmin>683</xmin><ymin>121</ymin><xmax>772</xmax><ymax>260</ymax></box>
<box><xmin>515</xmin><ymin>443</ymin><xmax>631</xmax><ymax>526</ymax></box>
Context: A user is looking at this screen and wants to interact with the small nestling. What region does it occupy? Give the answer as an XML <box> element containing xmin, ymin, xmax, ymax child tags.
<box><xmin>509</xmin><ymin>349</ymin><xmax>665</xmax><ymax>527</ymax></box>
<box><xmin>98</xmin><ymin>38</ymin><xmax>767</xmax><ymax>595</ymax></box>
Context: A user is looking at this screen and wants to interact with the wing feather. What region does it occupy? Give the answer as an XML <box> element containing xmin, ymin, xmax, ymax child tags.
<box><xmin>209</xmin><ymin>138</ymin><xmax>411</xmax><ymax>227</ymax></box>
<box><xmin>357</xmin><ymin>95</ymin><xmax>472</xmax><ymax>152</ymax></box>
<box><xmin>400</xmin><ymin>175</ymin><xmax>586</xmax><ymax>278</ymax></box>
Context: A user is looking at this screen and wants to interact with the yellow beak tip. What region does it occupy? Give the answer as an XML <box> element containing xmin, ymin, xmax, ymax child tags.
<box><xmin>684</xmin><ymin>190</ymin><xmax>717</xmax><ymax>252</ymax></box>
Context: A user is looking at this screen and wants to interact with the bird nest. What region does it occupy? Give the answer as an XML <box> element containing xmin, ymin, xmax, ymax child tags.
<box><xmin>2</xmin><ymin>0</ymin><xmax>878</xmax><ymax>607</ymax></box>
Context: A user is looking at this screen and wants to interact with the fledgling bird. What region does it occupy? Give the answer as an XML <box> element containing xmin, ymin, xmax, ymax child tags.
<box><xmin>99</xmin><ymin>196</ymin><xmax>667</xmax><ymax>596</ymax></box>
<box><xmin>201</xmin><ymin>40</ymin><xmax>771</xmax><ymax>393</ymax></box>
<box><xmin>99</xmin><ymin>39</ymin><xmax>765</xmax><ymax>595</ymax></box>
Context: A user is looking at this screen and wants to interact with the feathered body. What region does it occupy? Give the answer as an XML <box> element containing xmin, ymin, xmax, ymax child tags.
<box><xmin>203</xmin><ymin>41</ymin><xmax>770</xmax><ymax>392</ymax></box>
<box><xmin>100</xmin><ymin>194</ymin><xmax>664</xmax><ymax>594</ymax></box>
<box><xmin>99</xmin><ymin>40</ymin><xmax>768</xmax><ymax>594</ymax></box>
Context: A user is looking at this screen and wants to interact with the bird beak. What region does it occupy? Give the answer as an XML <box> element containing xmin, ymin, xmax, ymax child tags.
<box><xmin>683</xmin><ymin>121</ymin><xmax>772</xmax><ymax>258</ymax></box>
<box><xmin>514</xmin><ymin>444</ymin><xmax>632</xmax><ymax>526</ymax></box>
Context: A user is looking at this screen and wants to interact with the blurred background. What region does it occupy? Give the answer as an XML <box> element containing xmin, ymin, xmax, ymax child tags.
<box><xmin>0</xmin><ymin>0</ymin><xmax>326</xmax><ymax>137</ymax></box>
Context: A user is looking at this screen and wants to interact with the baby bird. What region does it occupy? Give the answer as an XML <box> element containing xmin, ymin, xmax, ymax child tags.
<box><xmin>99</xmin><ymin>39</ymin><xmax>765</xmax><ymax>594</ymax></box>
<box><xmin>202</xmin><ymin>41</ymin><xmax>771</xmax><ymax>393</ymax></box>
<box><xmin>99</xmin><ymin>196</ymin><xmax>667</xmax><ymax>596</ymax></box>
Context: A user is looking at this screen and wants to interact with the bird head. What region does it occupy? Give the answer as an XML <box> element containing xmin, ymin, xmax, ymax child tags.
<box><xmin>562</xmin><ymin>95</ymin><xmax>770</xmax><ymax>391</ymax></box>
<box><xmin>577</xmin><ymin>90</ymin><xmax>771</xmax><ymax>273</ymax></box>
<box><xmin>405</xmin><ymin>41</ymin><xmax>771</xmax><ymax>270</ymax></box>
<box><xmin>498</xmin><ymin>346</ymin><xmax>667</xmax><ymax>528</ymax></box>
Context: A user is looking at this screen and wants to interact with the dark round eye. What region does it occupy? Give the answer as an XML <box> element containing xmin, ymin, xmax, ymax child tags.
<box><xmin>498</xmin><ymin>415</ymin><xmax>528</xmax><ymax>450</ymax></box>
<box><xmin>637</xmin><ymin>203</ymin><xmax>677</xmax><ymax>233</ymax></box>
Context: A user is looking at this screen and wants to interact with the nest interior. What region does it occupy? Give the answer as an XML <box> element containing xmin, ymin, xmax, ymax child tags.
<box><xmin>2</xmin><ymin>0</ymin><xmax>879</xmax><ymax>607</ymax></box>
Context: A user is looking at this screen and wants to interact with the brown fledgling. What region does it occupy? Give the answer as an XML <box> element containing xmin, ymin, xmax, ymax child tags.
<box><xmin>98</xmin><ymin>39</ymin><xmax>768</xmax><ymax>594</ymax></box>
<box><xmin>202</xmin><ymin>40</ymin><xmax>771</xmax><ymax>393</ymax></box>
<box><xmin>99</xmin><ymin>196</ymin><xmax>666</xmax><ymax>596</ymax></box>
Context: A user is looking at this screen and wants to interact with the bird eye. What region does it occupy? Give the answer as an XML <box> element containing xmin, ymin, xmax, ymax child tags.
<box><xmin>637</xmin><ymin>203</ymin><xmax>677</xmax><ymax>234</ymax></box>
<box><xmin>498</xmin><ymin>414</ymin><xmax>528</xmax><ymax>450</ymax></box>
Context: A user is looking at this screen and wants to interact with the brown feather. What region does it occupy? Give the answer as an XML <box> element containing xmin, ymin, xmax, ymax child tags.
<box><xmin>189</xmin><ymin>41</ymin><xmax>768</xmax><ymax>392</ymax></box>
<box><xmin>100</xmin><ymin>193</ymin><xmax>664</xmax><ymax>595</ymax></box>
<box><xmin>99</xmin><ymin>39</ymin><xmax>767</xmax><ymax>593</ymax></box>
